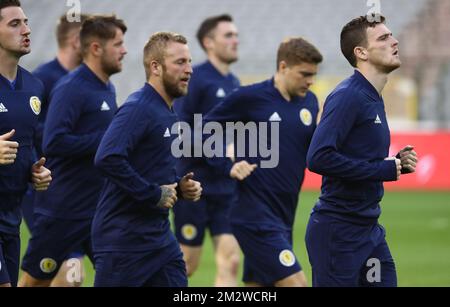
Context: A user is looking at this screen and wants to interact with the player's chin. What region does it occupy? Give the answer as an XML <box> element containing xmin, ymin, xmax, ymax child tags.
<box><xmin>297</xmin><ymin>90</ymin><xmax>308</xmax><ymax>97</ymax></box>
<box><xmin>17</xmin><ymin>47</ymin><xmax>31</xmax><ymax>56</ymax></box>
<box><xmin>179</xmin><ymin>87</ymin><xmax>188</xmax><ymax>96</ymax></box>
<box><xmin>227</xmin><ymin>56</ymin><xmax>238</xmax><ymax>65</ymax></box>
<box><xmin>384</xmin><ymin>61</ymin><xmax>401</xmax><ymax>73</ymax></box>
<box><xmin>178</xmin><ymin>84</ymin><xmax>189</xmax><ymax>95</ymax></box>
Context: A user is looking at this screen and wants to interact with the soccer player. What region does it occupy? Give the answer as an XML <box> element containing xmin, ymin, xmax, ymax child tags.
<box><xmin>0</xmin><ymin>0</ymin><xmax>52</xmax><ymax>287</ymax></box>
<box><xmin>19</xmin><ymin>15</ymin><xmax>127</xmax><ymax>287</ymax></box>
<box><xmin>305</xmin><ymin>15</ymin><xmax>418</xmax><ymax>287</ymax></box>
<box><xmin>173</xmin><ymin>14</ymin><xmax>241</xmax><ymax>286</ymax></box>
<box><xmin>20</xmin><ymin>13</ymin><xmax>88</xmax><ymax>287</ymax></box>
<box><xmin>203</xmin><ymin>37</ymin><xmax>323</xmax><ymax>287</ymax></box>
<box><xmin>32</xmin><ymin>14</ymin><xmax>89</xmax><ymax>158</ymax></box>
<box><xmin>92</xmin><ymin>32</ymin><xmax>202</xmax><ymax>287</ymax></box>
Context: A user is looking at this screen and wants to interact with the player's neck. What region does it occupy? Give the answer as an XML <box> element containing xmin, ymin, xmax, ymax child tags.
<box><xmin>84</xmin><ymin>59</ymin><xmax>110</xmax><ymax>84</ymax></box>
<box><xmin>148</xmin><ymin>79</ymin><xmax>174</xmax><ymax>109</ymax></box>
<box><xmin>208</xmin><ymin>55</ymin><xmax>230</xmax><ymax>76</ymax></box>
<box><xmin>57</xmin><ymin>49</ymin><xmax>80</xmax><ymax>71</ymax></box>
<box><xmin>274</xmin><ymin>73</ymin><xmax>292</xmax><ymax>102</ymax></box>
<box><xmin>356</xmin><ymin>65</ymin><xmax>388</xmax><ymax>95</ymax></box>
<box><xmin>0</xmin><ymin>52</ymin><xmax>20</xmax><ymax>81</ymax></box>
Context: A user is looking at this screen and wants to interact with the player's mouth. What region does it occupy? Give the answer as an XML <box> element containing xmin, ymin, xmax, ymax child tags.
<box><xmin>22</xmin><ymin>38</ymin><xmax>31</xmax><ymax>47</ymax></box>
<box><xmin>180</xmin><ymin>77</ymin><xmax>190</xmax><ymax>86</ymax></box>
<box><xmin>393</xmin><ymin>49</ymin><xmax>399</xmax><ymax>56</ymax></box>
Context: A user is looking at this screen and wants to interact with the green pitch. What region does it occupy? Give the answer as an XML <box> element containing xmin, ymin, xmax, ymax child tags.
<box><xmin>19</xmin><ymin>191</ymin><xmax>450</xmax><ymax>287</ymax></box>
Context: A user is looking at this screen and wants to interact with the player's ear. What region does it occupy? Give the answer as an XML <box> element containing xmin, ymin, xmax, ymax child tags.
<box><xmin>354</xmin><ymin>46</ymin><xmax>368</xmax><ymax>62</ymax></box>
<box><xmin>71</xmin><ymin>33</ymin><xmax>81</xmax><ymax>50</ymax></box>
<box><xmin>278</xmin><ymin>60</ymin><xmax>288</xmax><ymax>73</ymax></box>
<box><xmin>203</xmin><ymin>36</ymin><xmax>214</xmax><ymax>52</ymax></box>
<box><xmin>90</xmin><ymin>41</ymin><xmax>103</xmax><ymax>57</ymax></box>
<box><xmin>150</xmin><ymin>60</ymin><xmax>162</xmax><ymax>77</ymax></box>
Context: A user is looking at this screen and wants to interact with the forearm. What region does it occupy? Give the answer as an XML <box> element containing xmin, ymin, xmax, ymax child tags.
<box><xmin>44</xmin><ymin>132</ymin><xmax>104</xmax><ymax>157</ymax></box>
<box><xmin>95</xmin><ymin>155</ymin><xmax>162</xmax><ymax>204</ymax></box>
<box><xmin>307</xmin><ymin>147</ymin><xmax>397</xmax><ymax>182</ymax></box>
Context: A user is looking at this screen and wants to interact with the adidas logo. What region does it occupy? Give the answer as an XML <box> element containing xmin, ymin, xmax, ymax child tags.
<box><xmin>216</xmin><ymin>88</ymin><xmax>226</xmax><ymax>98</ymax></box>
<box><xmin>0</xmin><ymin>103</ymin><xmax>8</xmax><ymax>113</ymax></box>
<box><xmin>269</xmin><ymin>112</ymin><xmax>282</xmax><ymax>122</ymax></box>
<box><xmin>100</xmin><ymin>101</ymin><xmax>111</xmax><ymax>111</ymax></box>
<box><xmin>374</xmin><ymin>114</ymin><xmax>382</xmax><ymax>124</ymax></box>
<box><xmin>163</xmin><ymin>128</ymin><xmax>171</xmax><ymax>138</ymax></box>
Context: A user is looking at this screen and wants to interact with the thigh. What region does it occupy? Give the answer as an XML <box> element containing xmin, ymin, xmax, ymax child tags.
<box><xmin>233</xmin><ymin>225</ymin><xmax>301</xmax><ymax>286</ymax></box>
<box><xmin>173</xmin><ymin>197</ymin><xmax>207</xmax><ymax>246</ymax></box>
<box><xmin>146</xmin><ymin>255</ymin><xmax>187</xmax><ymax>287</ymax></box>
<box><xmin>21</xmin><ymin>186</ymin><xmax>35</xmax><ymax>231</ymax></box>
<box><xmin>306</xmin><ymin>213</ymin><xmax>373</xmax><ymax>287</ymax></box>
<box><xmin>360</xmin><ymin>230</ymin><xmax>397</xmax><ymax>287</ymax></box>
<box><xmin>145</xmin><ymin>241</ymin><xmax>187</xmax><ymax>287</ymax></box>
<box><xmin>95</xmin><ymin>242</ymin><xmax>187</xmax><ymax>287</ymax></box>
<box><xmin>206</xmin><ymin>194</ymin><xmax>235</xmax><ymax>237</ymax></box>
<box><xmin>94</xmin><ymin>252</ymin><xmax>145</xmax><ymax>287</ymax></box>
<box><xmin>0</xmin><ymin>234</ymin><xmax>20</xmax><ymax>287</ymax></box>
<box><xmin>21</xmin><ymin>214</ymin><xmax>91</xmax><ymax>280</ymax></box>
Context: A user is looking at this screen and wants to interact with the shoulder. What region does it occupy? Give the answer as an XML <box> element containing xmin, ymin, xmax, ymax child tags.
<box><xmin>237</xmin><ymin>79</ymin><xmax>269</xmax><ymax>96</ymax></box>
<box><xmin>119</xmin><ymin>85</ymin><xmax>155</xmax><ymax>114</ymax></box>
<box><xmin>228</xmin><ymin>79</ymin><xmax>269</xmax><ymax>101</ymax></box>
<box><xmin>50</xmin><ymin>70</ymin><xmax>87</xmax><ymax>101</ymax></box>
<box><xmin>32</xmin><ymin>59</ymin><xmax>57</xmax><ymax>76</ymax></box>
<box><xmin>326</xmin><ymin>76</ymin><xmax>366</xmax><ymax>107</ymax></box>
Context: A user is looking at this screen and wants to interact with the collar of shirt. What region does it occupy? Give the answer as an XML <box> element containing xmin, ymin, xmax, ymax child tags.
<box><xmin>204</xmin><ymin>60</ymin><xmax>234</xmax><ymax>79</ymax></box>
<box><xmin>269</xmin><ymin>77</ymin><xmax>303</xmax><ymax>104</ymax></box>
<box><xmin>353</xmin><ymin>70</ymin><xmax>382</xmax><ymax>101</ymax></box>
<box><xmin>53</xmin><ymin>58</ymin><xmax>70</xmax><ymax>74</ymax></box>
<box><xmin>0</xmin><ymin>66</ymin><xmax>22</xmax><ymax>91</ymax></box>
<box><xmin>143</xmin><ymin>82</ymin><xmax>175</xmax><ymax>113</ymax></box>
<box><xmin>78</xmin><ymin>63</ymin><xmax>113</xmax><ymax>91</ymax></box>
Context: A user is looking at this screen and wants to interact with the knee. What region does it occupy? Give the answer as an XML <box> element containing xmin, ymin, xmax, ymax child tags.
<box><xmin>184</xmin><ymin>257</ymin><xmax>199</xmax><ymax>277</ymax></box>
<box><xmin>298</xmin><ymin>277</ymin><xmax>308</xmax><ymax>287</ymax></box>
<box><xmin>227</xmin><ymin>252</ymin><xmax>240</xmax><ymax>274</ymax></box>
<box><xmin>297</xmin><ymin>272</ymin><xmax>308</xmax><ymax>287</ymax></box>
<box><xmin>217</xmin><ymin>249</ymin><xmax>240</xmax><ymax>274</ymax></box>
<box><xmin>51</xmin><ymin>259</ymin><xmax>86</xmax><ymax>287</ymax></box>
<box><xmin>18</xmin><ymin>272</ymin><xmax>51</xmax><ymax>287</ymax></box>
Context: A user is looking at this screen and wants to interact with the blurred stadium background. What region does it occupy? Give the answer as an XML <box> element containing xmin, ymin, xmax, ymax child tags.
<box><xmin>18</xmin><ymin>0</ymin><xmax>450</xmax><ymax>286</ymax></box>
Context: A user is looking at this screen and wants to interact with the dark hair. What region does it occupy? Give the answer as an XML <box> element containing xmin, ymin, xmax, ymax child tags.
<box><xmin>340</xmin><ymin>15</ymin><xmax>386</xmax><ymax>67</ymax></box>
<box><xmin>143</xmin><ymin>31</ymin><xmax>188</xmax><ymax>79</ymax></box>
<box><xmin>0</xmin><ymin>0</ymin><xmax>21</xmax><ymax>21</ymax></box>
<box><xmin>196</xmin><ymin>14</ymin><xmax>233</xmax><ymax>51</ymax></box>
<box><xmin>56</xmin><ymin>14</ymin><xmax>89</xmax><ymax>48</ymax></box>
<box><xmin>80</xmin><ymin>14</ymin><xmax>127</xmax><ymax>57</ymax></box>
<box><xmin>276</xmin><ymin>37</ymin><xmax>323</xmax><ymax>70</ymax></box>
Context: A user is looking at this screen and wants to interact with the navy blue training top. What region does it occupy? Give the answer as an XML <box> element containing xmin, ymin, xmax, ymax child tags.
<box><xmin>32</xmin><ymin>58</ymin><xmax>68</xmax><ymax>156</ymax></box>
<box><xmin>307</xmin><ymin>70</ymin><xmax>397</xmax><ymax>225</ymax></box>
<box><xmin>33</xmin><ymin>63</ymin><xmax>117</xmax><ymax>220</ymax></box>
<box><xmin>92</xmin><ymin>83</ymin><xmax>180</xmax><ymax>252</ymax></box>
<box><xmin>0</xmin><ymin>66</ymin><xmax>44</xmax><ymax>234</ymax></box>
<box><xmin>175</xmin><ymin>61</ymin><xmax>240</xmax><ymax>195</ymax></box>
<box><xmin>204</xmin><ymin>78</ymin><xmax>319</xmax><ymax>230</ymax></box>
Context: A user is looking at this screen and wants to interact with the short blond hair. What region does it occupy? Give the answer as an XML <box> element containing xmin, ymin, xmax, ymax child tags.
<box><xmin>143</xmin><ymin>32</ymin><xmax>188</xmax><ymax>79</ymax></box>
